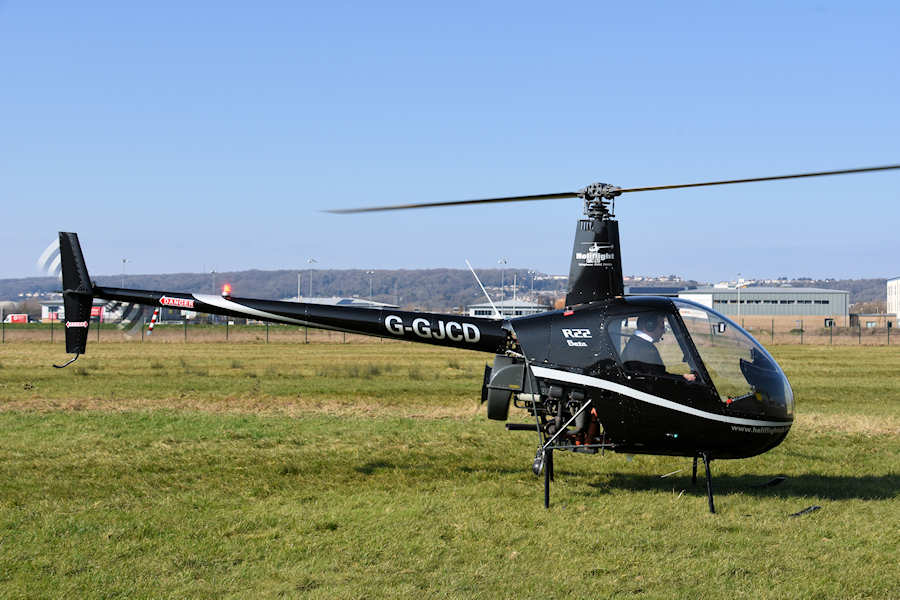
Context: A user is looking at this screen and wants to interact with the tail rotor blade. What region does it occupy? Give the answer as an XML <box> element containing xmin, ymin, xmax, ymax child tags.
<box><xmin>37</xmin><ymin>238</ymin><xmax>62</xmax><ymax>279</ymax></box>
<box><xmin>37</xmin><ymin>238</ymin><xmax>60</xmax><ymax>271</ymax></box>
<box><xmin>47</xmin><ymin>253</ymin><xmax>62</xmax><ymax>278</ymax></box>
<box><xmin>117</xmin><ymin>303</ymin><xmax>144</xmax><ymax>331</ymax></box>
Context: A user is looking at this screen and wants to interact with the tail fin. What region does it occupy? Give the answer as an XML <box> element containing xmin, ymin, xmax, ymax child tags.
<box><xmin>58</xmin><ymin>232</ymin><xmax>95</xmax><ymax>356</ymax></box>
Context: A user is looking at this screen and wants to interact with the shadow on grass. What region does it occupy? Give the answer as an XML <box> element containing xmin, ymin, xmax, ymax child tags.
<box><xmin>354</xmin><ymin>460</ymin><xmax>395</xmax><ymax>475</ymax></box>
<box><xmin>353</xmin><ymin>460</ymin><xmax>525</xmax><ymax>477</ymax></box>
<box><xmin>584</xmin><ymin>471</ymin><xmax>900</xmax><ymax>501</ymax></box>
<box><xmin>304</xmin><ymin>454</ymin><xmax>898</xmax><ymax>502</ymax></box>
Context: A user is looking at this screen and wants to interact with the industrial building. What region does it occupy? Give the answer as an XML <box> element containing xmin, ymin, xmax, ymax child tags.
<box><xmin>889</xmin><ymin>277</ymin><xmax>900</xmax><ymax>318</ymax></box>
<box><xmin>625</xmin><ymin>285</ymin><xmax>695</xmax><ymax>297</ymax></box>
<box><xmin>677</xmin><ymin>286</ymin><xmax>850</xmax><ymax>327</ymax></box>
<box><xmin>467</xmin><ymin>299</ymin><xmax>549</xmax><ymax>318</ymax></box>
<box><xmin>39</xmin><ymin>298</ymin><xmax>116</xmax><ymax>322</ymax></box>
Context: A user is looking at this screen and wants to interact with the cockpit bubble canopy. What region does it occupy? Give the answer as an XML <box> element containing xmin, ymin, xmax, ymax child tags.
<box><xmin>673</xmin><ymin>299</ymin><xmax>793</xmax><ymax>419</ymax></box>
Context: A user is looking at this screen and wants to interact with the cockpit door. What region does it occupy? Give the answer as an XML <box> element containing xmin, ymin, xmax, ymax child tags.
<box><xmin>604</xmin><ymin>304</ymin><xmax>722</xmax><ymax>419</ymax></box>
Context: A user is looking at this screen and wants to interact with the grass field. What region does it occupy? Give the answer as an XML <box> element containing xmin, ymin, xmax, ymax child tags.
<box><xmin>0</xmin><ymin>342</ymin><xmax>898</xmax><ymax>598</ymax></box>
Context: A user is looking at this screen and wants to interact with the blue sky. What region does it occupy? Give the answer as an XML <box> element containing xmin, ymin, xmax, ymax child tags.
<box><xmin>2</xmin><ymin>2</ymin><xmax>898</xmax><ymax>282</ymax></box>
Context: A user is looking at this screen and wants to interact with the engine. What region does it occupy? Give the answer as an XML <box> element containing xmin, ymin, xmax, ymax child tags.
<box><xmin>482</xmin><ymin>354</ymin><xmax>608</xmax><ymax>453</ymax></box>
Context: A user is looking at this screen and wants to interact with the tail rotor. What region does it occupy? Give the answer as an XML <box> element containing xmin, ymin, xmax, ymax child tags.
<box><xmin>37</xmin><ymin>238</ymin><xmax>62</xmax><ymax>280</ymax></box>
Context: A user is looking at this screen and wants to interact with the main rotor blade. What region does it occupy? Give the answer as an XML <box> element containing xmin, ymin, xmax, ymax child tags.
<box><xmin>618</xmin><ymin>164</ymin><xmax>900</xmax><ymax>194</ymax></box>
<box><xmin>327</xmin><ymin>163</ymin><xmax>900</xmax><ymax>214</ymax></box>
<box><xmin>325</xmin><ymin>191</ymin><xmax>577</xmax><ymax>214</ymax></box>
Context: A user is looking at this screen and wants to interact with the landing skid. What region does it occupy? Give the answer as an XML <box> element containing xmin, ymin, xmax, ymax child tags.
<box><xmin>535</xmin><ymin>450</ymin><xmax>718</xmax><ymax>513</ymax></box>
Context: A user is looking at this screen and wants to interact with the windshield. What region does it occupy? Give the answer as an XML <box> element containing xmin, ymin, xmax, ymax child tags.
<box><xmin>674</xmin><ymin>299</ymin><xmax>793</xmax><ymax>419</ymax></box>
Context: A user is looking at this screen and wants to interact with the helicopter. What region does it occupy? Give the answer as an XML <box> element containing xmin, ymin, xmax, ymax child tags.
<box><xmin>51</xmin><ymin>164</ymin><xmax>900</xmax><ymax>513</ymax></box>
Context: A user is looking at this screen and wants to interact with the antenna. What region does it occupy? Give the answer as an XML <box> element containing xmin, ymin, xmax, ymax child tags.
<box><xmin>465</xmin><ymin>259</ymin><xmax>501</xmax><ymax>319</ymax></box>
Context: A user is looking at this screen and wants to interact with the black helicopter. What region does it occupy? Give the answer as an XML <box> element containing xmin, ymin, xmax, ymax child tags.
<box><xmin>51</xmin><ymin>164</ymin><xmax>899</xmax><ymax>512</ymax></box>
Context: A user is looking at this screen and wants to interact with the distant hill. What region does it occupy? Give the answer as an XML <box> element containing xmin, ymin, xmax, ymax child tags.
<box><xmin>0</xmin><ymin>268</ymin><xmax>567</xmax><ymax>311</ymax></box>
<box><xmin>2</xmin><ymin>271</ymin><xmax>888</xmax><ymax>310</ymax></box>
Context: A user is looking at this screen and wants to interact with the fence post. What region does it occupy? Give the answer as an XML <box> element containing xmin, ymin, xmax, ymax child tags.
<box><xmin>226</xmin><ymin>319</ymin><xmax>229</xmax><ymax>341</ymax></box>
<box><xmin>800</xmin><ymin>319</ymin><xmax>803</xmax><ymax>345</ymax></box>
<box><xmin>97</xmin><ymin>319</ymin><xmax>101</xmax><ymax>343</ymax></box>
<box><xmin>830</xmin><ymin>324</ymin><xmax>833</xmax><ymax>345</ymax></box>
<box><xmin>266</xmin><ymin>322</ymin><xmax>269</xmax><ymax>343</ymax></box>
<box><xmin>771</xmin><ymin>319</ymin><xmax>774</xmax><ymax>345</ymax></box>
<box><xmin>141</xmin><ymin>317</ymin><xmax>145</xmax><ymax>342</ymax></box>
<box><xmin>343</xmin><ymin>331</ymin><xmax>346</xmax><ymax>344</ymax></box>
<box><xmin>1</xmin><ymin>319</ymin><xmax>4</xmax><ymax>344</ymax></box>
<box><xmin>858</xmin><ymin>324</ymin><xmax>862</xmax><ymax>344</ymax></box>
<box><xmin>50</xmin><ymin>317</ymin><xmax>54</xmax><ymax>344</ymax></box>
<box><xmin>305</xmin><ymin>326</ymin><xmax>308</xmax><ymax>344</ymax></box>
<box><xmin>184</xmin><ymin>319</ymin><xmax>187</xmax><ymax>342</ymax></box>
<box><xmin>889</xmin><ymin>324</ymin><xmax>891</xmax><ymax>345</ymax></box>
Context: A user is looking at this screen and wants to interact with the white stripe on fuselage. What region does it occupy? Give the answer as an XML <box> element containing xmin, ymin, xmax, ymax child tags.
<box><xmin>529</xmin><ymin>365</ymin><xmax>792</xmax><ymax>428</ymax></box>
<box><xmin>193</xmin><ymin>294</ymin><xmax>309</xmax><ymax>326</ymax></box>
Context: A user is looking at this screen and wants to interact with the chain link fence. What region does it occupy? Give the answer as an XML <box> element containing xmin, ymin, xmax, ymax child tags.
<box><xmin>0</xmin><ymin>321</ymin><xmax>394</xmax><ymax>345</ymax></box>
<box><xmin>0</xmin><ymin>319</ymin><xmax>896</xmax><ymax>346</ymax></box>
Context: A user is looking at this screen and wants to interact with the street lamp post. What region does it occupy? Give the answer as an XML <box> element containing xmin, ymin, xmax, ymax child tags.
<box><xmin>366</xmin><ymin>270</ymin><xmax>375</xmax><ymax>301</ymax></box>
<box><xmin>737</xmin><ymin>273</ymin><xmax>743</xmax><ymax>324</ymax></box>
<box><xmin>210</xmin><ymin>270</ymin><xmax>216</xmax><ymax>324</ymax></box>
<box><xmin>307</xmin><ymin>258</ymin><xmax>317</xmax><ymax>297</ymax></box>
<box><xmin>121</xmin><ymin>258</ymin><xmax>129</xmax><ymax>288</ymax></box>
<box><xmin>498</xmin><ymin>257</ymin><xmax>508</xmax><ymax>312</ymax></box>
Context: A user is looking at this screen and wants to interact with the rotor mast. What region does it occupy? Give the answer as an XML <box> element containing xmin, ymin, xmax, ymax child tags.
<box><xmin>564</xmin><ymin>183</ymin><xmax>625</xmax><ymax>307</ymax></box>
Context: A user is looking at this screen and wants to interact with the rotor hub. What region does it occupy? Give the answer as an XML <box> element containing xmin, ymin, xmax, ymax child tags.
<box><xmin>577</xmin><ymin>182</ymin><xmax>621</xmax><ymax>219</ymax></box>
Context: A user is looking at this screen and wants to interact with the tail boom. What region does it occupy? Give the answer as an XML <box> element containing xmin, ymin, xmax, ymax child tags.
<box><xmin>93</xmin><ymin>286</ymin><xmax>512</xmax><ymax>353</ymax></box>
<box><xmin>56</xmin><ymin>230</ymin><xmax>513</xmax><ymax>355</ymax></box>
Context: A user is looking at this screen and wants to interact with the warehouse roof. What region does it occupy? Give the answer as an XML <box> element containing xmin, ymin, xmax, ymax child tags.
<box><xmin>468</xmin><ymin>299</ymin><xmax>548</xmax><ymax>308</ymax></box>
<box><xmin>680</xmin><ymin>287</ymin><xmax>847</xmax><ymax>294</ymax></box>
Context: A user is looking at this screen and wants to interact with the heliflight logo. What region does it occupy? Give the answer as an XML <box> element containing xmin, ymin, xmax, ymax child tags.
<box><xmin>576</xmin><ymin>242</ymin><xmax>614</xmax><ymax>266</ymax></box>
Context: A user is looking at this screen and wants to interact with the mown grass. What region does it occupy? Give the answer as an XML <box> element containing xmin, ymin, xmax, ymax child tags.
<box><xmin>0</xmin><ymin>342</ymin><xmax>897</xmax><ymax>598</ymax></box>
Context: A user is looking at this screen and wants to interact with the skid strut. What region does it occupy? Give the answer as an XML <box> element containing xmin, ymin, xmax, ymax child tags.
<box><xmin>543</xmin><ymin>449</ymin><xmax>554</xmax><ymax>508</ymax></box>
<box><xmin>691</xmin><ymin>454</ymin><xmax>715</xmax><ymax>512</ymax></box>
<box><xmin>702</xmin><ymin>452</ymin><xmax>715</xmax><ymax>513</ymax></box>
<box><xmin>536</xmin><ymin>400</ymin><xmax>593</xmax><ymax>509</ymax></box>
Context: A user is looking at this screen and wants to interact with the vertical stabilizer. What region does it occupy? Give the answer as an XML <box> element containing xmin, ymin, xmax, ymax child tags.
<box><xmin>564</xmin><ymin>218</ymin><xmax>624</xmax><ymax>306</ymax></box>
<box><xmin>58</xmin><ymin>232</ymin><xmax>94</xmax><ymax>355</ymax></box>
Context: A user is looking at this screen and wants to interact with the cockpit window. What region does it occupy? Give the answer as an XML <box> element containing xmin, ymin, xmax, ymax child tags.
<box><xmin>608</xmin><ymin>310</ymin><xmax>699</xmax><ymax>379</ymax></box>
<box><xmin>674</xmin><ymin>299</ymin><xmax>793</xmax><ymax>418</ymax></box>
